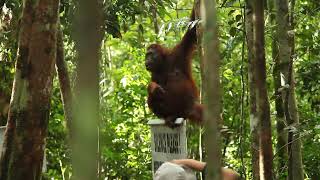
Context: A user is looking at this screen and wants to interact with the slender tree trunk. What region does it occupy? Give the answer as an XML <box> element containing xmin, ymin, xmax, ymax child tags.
<box><xmin>245</xmin><ymin>0</ymin><xmax>260</xmax><ymax>179</ymax></box>
<box><xmin>137</xmin><ymin>0</ymin><xmax>145</xmax><ymax>46</ymax></box>
<box><xmin>0</xmin><ymin>0</ymin><xmax>60</xmax><ymax>179</ymax></box>
<box><xmin>195</xmin><ymin>0</ymin><xmax>204</xmax><ymax>96</ymax></box>
<box><xmin>269</xmin><ymin>0</ymin><xmax>288</xmax><ymax>178</ymax></box>
<box><xmin>252</xmin><ymin>0</ymin><xmax>274</xmax><ymax>179</ymax></box>
<box><xmin>201</xmin><ymin>0</ymin><xmax>222</xmax><ymax>179</ymax></box>
<box><xmin>55</xmin><ymin>29</ymin><xmax>73</xmax><ymax>137</ymax></box>
<box><xmin>287</xmin><ymin>66</ymin><xmax>304</xmax><ymax>180</ymax></box>
<box><xmin>151</xmin><ymin>3</ymin><xmax>159</xmax><ymax>35</ymax></box>
<box><xmin>72</xmin><ymin>0</ymin><xmax>103</xmax><ymax>179</ymax></box>
<box><xmin>275</xmin><ymin>0</ymin><xmax>303</xmax><ymax>179</ymax></box>
<box><xmin>194</xmin><ymin>1</ymin><xmax>205</xmax><ymax>179</ymax></box>
<box><xmin>288</xmin><ymin>0</ymin><xmax>304</xmax><ymax>179</ymax></box>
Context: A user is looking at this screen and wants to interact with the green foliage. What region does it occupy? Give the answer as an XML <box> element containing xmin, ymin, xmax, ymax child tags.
<box><xmin>294</xmin><ymin>1</ymin><xmax>320</xmax><ymax>177</ymax></box>
<box><xmin>99</xmin><ymin>39</ymin><xmax>153</xmax><ymax>179</ymax></box>
<box><xmin>44</xmin><ymin>78</ymin><xmax>72</xmax><ymax>179</ymax></box>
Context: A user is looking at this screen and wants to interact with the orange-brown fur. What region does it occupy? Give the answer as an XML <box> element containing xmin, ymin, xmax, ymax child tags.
<box><xmin>146</xmin><ymin>8</ymin><xmax>203</xmax><ymax>127</ymax></box>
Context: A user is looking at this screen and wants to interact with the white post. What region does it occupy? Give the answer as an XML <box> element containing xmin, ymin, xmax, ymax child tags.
<box><xmin>148</xmin><ymin>118</ymin><xmax>187</xmax><ymax>176</ymax></box>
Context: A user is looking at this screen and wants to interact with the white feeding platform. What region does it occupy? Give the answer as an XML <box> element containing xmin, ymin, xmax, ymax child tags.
<box><xmin>148</xmin><ymin>118</ymin><xmax>187</xmax><ymax>176</ymax></box>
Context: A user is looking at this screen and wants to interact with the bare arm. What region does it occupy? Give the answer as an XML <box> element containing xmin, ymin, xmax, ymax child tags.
<box><xmin>171</xmin><ymin>159</ymin><xmax>206</xmax><ymax>171</ymax></box>
<box><xmin>171</xmin><ymin>159</ymin><xmax>241</xmax><ymax>180</ymax></box>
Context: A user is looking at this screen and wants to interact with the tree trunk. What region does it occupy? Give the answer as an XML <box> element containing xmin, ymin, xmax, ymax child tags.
<box><xmin>72</xmin><ymin>0</ymin><xmax>103</xmax><ymax>179</ymax></box>
<box><xmin>194</xmin><ymin>1</ymin><xmax>205</xmax><ymax>179</ymax></box>
<box><xmin>245</xmin><ymin>0</ymin><xmax>260</xmax><ymax>179</ymax></box>
<box><xmin>0</xmin><ymin>0</ymin><xmax>60</xmax><ymax>179</ymax></box>
<box><xmin>201</xmin><ymin>0</ymin><xmax>222</xmax><ymax>179</ymax></box>
<box><xmin>288</xmin><ymin>0</ymin><xmax>304</xmax><ymax>179</ymax></box>
<box><xmin>194</xmin><ymin>0</ymin><xmax>204</xmax><ymax>99</ymax></box>
<box><xmin>269</xmin><ymin>0</ymin><xmax>288</xmax><ymax>178</ymax></box>
<box><xmin>150</xmin><ymin>3</ymin><xmax>159</xmax><ymax>35</ymax></box>
<box><xmin>55</xmin><ymin>29</ymin><xmax>73</xmax><ymax>137</ymax></box>
<box><xmin>252</xmin><ymin>0</ymin><xmax>274</xmax><ymax>179</ymax></box>
<box><xmin>275</xmin><ymin>0</ymin><xmax>304</xmax><ymax>179</ymax></box>
<box><xmin>287</xmin><ymin>71</ymin><xmax>304</xmax><ymax>180</ymax></box>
